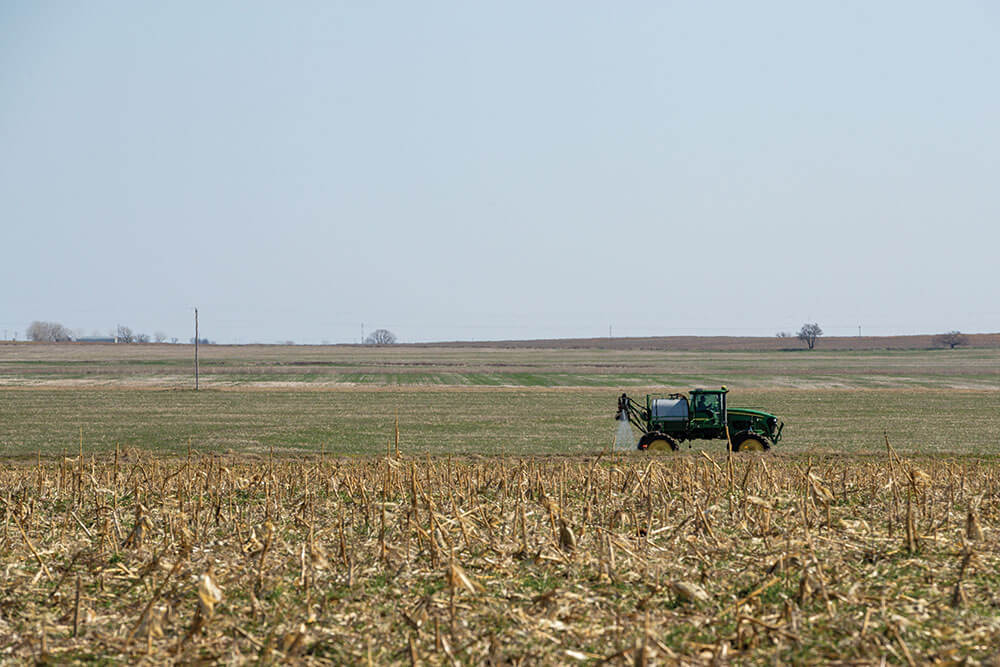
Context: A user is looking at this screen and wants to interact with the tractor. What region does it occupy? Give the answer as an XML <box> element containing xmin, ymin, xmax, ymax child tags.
<box><xmin>615</xmin><ymin>387</ymin><xmax>783</xmax><ymax>452</ymax></box>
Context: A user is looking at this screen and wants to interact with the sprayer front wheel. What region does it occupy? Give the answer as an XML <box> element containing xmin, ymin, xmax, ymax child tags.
<box><xmin>732</xmin><ymin>432</ymin><xmax>771</xmax><ymax>452</ymax></box>
<box><xmin>638</xmin><ymin>432</ymin><xmax>679</xmax><ymax>452</ymax></box>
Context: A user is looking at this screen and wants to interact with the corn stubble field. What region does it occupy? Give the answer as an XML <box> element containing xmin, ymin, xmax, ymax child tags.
<box><xmin>2</xmin><ymin>448</ymin><xmax>999</xmax><ymax>664</ymax></box>
<box><xmin>2</xmin><ymin>342</ymin><xmax>1000</xmax><ymax>664</ymax></box>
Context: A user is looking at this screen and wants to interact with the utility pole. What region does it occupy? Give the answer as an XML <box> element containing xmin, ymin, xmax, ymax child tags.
<box><xmin>194</xmin><ymin>308</ymin><xmax>199</xmax><ymax>391</ymax></box>
<box><xmin>858</xmin><ymin>325</ymin><xmax>862</xmax><ymax>337</ymax></box>
<box><xmin>361</xmin><ymin>322</ymin><xmax>364</xmax><ymax>345</ymax></box>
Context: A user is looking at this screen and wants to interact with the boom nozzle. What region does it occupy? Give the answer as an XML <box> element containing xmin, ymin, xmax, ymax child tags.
<box><xmin>616</xmin><ymin>393</ymin><xmax>629</xmax><ymax>421</ymax></box>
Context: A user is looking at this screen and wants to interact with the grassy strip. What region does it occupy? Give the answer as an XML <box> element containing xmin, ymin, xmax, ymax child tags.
<box><xmin>2</xmin><ymin>387</ymin><xmax>999</xmax><ymax>458</ymax></box>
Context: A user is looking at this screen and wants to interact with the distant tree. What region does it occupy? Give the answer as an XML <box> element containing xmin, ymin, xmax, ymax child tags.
<box><xmin>933</xmin><ymin>330</ymin><xmax>968</xmax><ymax>349</ymax></box>
<box><xmin>797</xmin><ymin>323</ymin><xmax>823</xmax><ymax>350</ymax></box>
<box><xmin>27</xmin><ymin>321</ymin><xmax>73</xmax><ymax>342</ymax></box>
<box><xmin>364</xmin><ymin>329</ymin><xmax>397</xmax><ymax>345</ymax></box>
<box><xmin>170</xmin><ymin>337</ymin><xmax>178</xmax><ymax>344</ymax></box>
<box><xmin>135</xmin><ymin>333</ymin><xmax>150</xmax><ymax>344</ymax></box>
<box><xmin>190</xmin><ymin>337</ymin><xmax>211</xmax><ymax>345</ymax></box>
<box><xmin>115</xmin><ymin>325</ymin><xmax>134</xmax><ymax>344</ymax></box>
<box><xmin>153</xmin><ymin>331</ymin><xmax>167</xmax><ymax>343</ymax></box>
<box><xmin>775</xmin><ymin>331</ymin><xmax>792</xmax><ymax>339</ymax></box>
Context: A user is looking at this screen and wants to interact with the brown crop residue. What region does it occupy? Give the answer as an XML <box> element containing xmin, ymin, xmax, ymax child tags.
<box><xmin>1</xmin><ymin>448</ymin><xmax>997</xmax><ymax>663</ymax></box>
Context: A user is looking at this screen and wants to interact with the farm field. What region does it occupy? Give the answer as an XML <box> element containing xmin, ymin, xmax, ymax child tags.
<box><xmin>2</xmin><ymin>342</ymin><xmax>999</xmax><ymax>390</ymax></box>
<box><xmin>2</xmin><ymin>386</ymin><xmax>1000</xmax><ymax>459</ymax></box>
<box><xmin>1</xmin><ymin>452</ymin><xmax>998</xmax><ymax>663</ymax></box>
<box><xmin>2</xmin><ymin>341</ymin><xmax>999</xmax><ymax>663</ymax></box>
<box><xmin>2</xmin><ymin>342</ymin><xmax>997</xmax><ymax>459</ymax></box>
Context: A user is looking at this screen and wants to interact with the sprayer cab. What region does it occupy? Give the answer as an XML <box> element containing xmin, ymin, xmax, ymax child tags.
<box><xmin>615</xmin><ymin>387</ymin><xmax>783</xmax><ymax>452</ymax></box>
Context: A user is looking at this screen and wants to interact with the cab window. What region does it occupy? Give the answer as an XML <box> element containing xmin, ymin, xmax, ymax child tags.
<box><xmin>693</xmin><ymin>393</ymin><xmax>721</xmax><ymax>418</ymax></box>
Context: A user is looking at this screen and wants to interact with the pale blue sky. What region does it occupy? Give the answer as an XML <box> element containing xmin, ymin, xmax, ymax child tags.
<box><xmin>2</xmin><ymin>1</ymin><xmax>998</xmax><ymax>343</ymax></box>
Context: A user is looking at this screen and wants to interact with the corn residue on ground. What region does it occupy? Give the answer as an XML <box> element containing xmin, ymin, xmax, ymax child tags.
<box><xmin>1</xmin><ymin>450</ymin><xmax>998</xmax><ymax>664</ymax></box>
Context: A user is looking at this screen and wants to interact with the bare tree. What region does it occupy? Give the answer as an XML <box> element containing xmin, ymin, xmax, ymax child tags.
<box><xmin>364</xmin><ymin>329</ymin><xmax>397</xmax><ymax>345</ymax></box>
<box><xmin>797</xmin><ymin>323</ymin><xmax>823</xmax><ymax>350</ymax></box>
<box><xmin>933</xmin><ymin>330</ymin><xmax>968</xmax><ymax>349</ymax></box>
<box><xmin>115</xmin><ymin>325</ymin><xmax>134</xmax><ymax>344</ymax></box>
<box><xmin>775</xmin><ymin>331</ymin><xmax>792</xmax><ymax>339</ymax></box>
<box><xmin>27</xmin><ymin>321</ymin><xmax>73</xmax><ymax>342</ymax></box>
<box><xmin>154</xmin><ymin>331</ymin><xmax>167</xmax><ymax>343</ymax></box>
<box><xmin>135</xmin><ymin>333</ymin><xmax>150</xmax><ymax>344</ymax></box>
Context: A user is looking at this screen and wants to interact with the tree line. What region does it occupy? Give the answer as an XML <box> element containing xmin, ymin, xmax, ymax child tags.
<box><xmin>25</xmin><ymin>321</ymin><xmax>179</xmax><ymax>344</ymax></box>
<box><xmin>23</xmin><ymin>320</ymin><xmax>401</xmax><ymax>345</ymax></box>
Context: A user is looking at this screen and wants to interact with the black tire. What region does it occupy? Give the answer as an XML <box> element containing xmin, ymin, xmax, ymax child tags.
<box><xmin>638</xmin><ymin>432</ymin><xmax>679</xmax><ymax>451</ymax></box>
<box><xmin>732</xmin><ymin>432</ymin><xmax>771</xmax><ymax>452</ymax></box>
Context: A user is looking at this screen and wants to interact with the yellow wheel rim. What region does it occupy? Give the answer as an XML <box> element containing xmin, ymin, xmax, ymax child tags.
<box><xmin>647</xmin><ymin>438</ymin><xmax>674</xmax><ymax>451</ymax></box>
<box><xmin>738</xmin><ymin>438</ymin><xmax>766</xmax><ymax>452</ymax></box>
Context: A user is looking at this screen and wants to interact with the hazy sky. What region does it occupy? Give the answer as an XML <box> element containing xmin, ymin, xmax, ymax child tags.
<box><xmin>2</xmin><ymin>2</ymin><xmax>998</xmax><ymax>343</ymax></box>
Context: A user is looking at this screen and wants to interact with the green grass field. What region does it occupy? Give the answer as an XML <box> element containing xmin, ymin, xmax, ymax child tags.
<box><xmin>1</xmin><ymin>342</ymin><xmax>998</xmax><ymax>458</ymax></box>
<box><xmin>1</xmin><ymin>346</ymin><xmax>998</xmax><ymax>457</ymax></box>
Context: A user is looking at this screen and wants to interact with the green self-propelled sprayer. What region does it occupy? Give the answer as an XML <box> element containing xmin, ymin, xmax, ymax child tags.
<box><xmin>615</xmin><ymin>387</ymin><xmax>784</xmax><ymax>452</ymax></box>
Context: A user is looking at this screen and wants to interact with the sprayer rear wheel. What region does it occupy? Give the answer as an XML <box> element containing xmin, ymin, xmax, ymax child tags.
<box><xmin>732</xmin><ymin>432</ymin><xmax>771</xmax><ymax>452</ymax></box>
<box><xmin>638</xmin><ymin>432</ymin><xmax>679</xmax><ymax>452</ymax></box>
